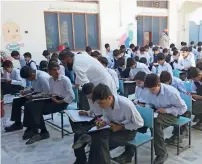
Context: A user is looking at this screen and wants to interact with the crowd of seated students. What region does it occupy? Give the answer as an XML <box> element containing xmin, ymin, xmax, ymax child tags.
<box><xmin>1</xmin><ymin>40</ymin><xmax>202</xmax><ymax>164</ymax></box>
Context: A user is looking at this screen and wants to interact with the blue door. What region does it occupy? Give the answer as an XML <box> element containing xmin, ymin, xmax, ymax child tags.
<box><xmin>189</xmin><ymin>21</ymin><xmax>202</xmax><ymax>43</ymax></box>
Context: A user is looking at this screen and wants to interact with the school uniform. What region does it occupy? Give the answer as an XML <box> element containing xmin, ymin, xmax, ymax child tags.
<box><xmin>157</xmin><ymin>61</ymin><xmax>173</xmax><ymax>76</ymax></box>
<box><xmin>134</xmin><ymin>86</ymin><xmax>150</xmax><ymax>105</ymax></box>
<box><xmin>144</xmin><ymin>83</ymin><xmax>187</xmax><ymax>157</ymax></box>
<box><xmin>171</xmin><ymin>76</ymin><xmax>186</xmax><ymax>93</ymax></box>
<box><xmin>59</xmin><ymin>64</ymin><xmax>65</xmax><ymax>75</ymax></box>
<box><xmin>129</xmin><ymin>62</ymin><xmax>151</xmax><ymax>79</ymax></box>
<box><xmin>1</xmin><ymin>68</ymin><xmax>26</xmax><ymax>95</ymax></box>
<box><xmin>88</xmin><ymin>95</ymin><xmax>144</xmax><ymax>164</ymax></box>
<box><xmin>23</xmin><ymin>75</ymin><xmax>74</xmax><ymax>131</ymax></box>
<box><xmin>73</xmin><ymin>54</ymin><xmax>117</xmax><ymax>94</ymax></box>
<box><xmin>138</xmin><ymin>52</ymin><xmax>150</xmax><ymax>64</ymax></box>
<box><xmin>8</xmin><ymin>71</ymin><xmax>50</xmax><ymax>125</ymax></box>
<box><xmin>107</xmin><ymin>68</ymin><xmax>119</xmax><ymax>90</ymax></box>
<box><xmin>26</xmin><ymin>59</ymin><xmax>37</xmax><ymax>70</ymax></box>
<box><xmin>19</xmin><ymin>55</ymin><xmax>26</xmax><ymax>68</ymax></box>
<box><xmin>179</xmin><ymin>55</ymin><xmax>196</xmax><ymax>70</ymax></box>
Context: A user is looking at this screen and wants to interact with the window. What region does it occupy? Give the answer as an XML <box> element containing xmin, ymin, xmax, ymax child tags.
<box><xmin>44</xmin><ymin>12</ymin><xmax>99</xmax><ymax>52</ymax></box>
<box><xmin>137</xmin><ymin>0</ymin><xmax>168</xmax><ymax>9</ymax></box>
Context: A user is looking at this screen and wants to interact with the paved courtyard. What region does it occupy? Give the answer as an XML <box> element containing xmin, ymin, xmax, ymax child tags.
<box><xmin>1</xmin><ymin>104</ymin><xmax>202</xmax><ymax>164</ymax></box>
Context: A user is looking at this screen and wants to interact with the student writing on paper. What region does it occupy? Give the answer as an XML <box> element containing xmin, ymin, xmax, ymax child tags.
<box><xmin>23</xmin><ymin>62</ymin><xmax>74</xmax><ymax>145</ymax></box>
<box><xmin>4</xmin><ymin>66</ymin><xmax>50</xmax><ymax>134</ymax></box>
<box><xmin>144</xmin><ymin>74</ymin><xmax>187</xmax><ymax>164</ymax></box>
<box><xmin>1</xmin><ymin>60</ymin><xmax>26</xmax><ymax>96</ymax></box>
<box><xmin>69</xmin><ymin>83</ymin><xmax>102</xmax><ymax>164</ymax></box>
<box><xmin>58</xmin><ymin>49</ymin><xmax>117</xmax><ymax>94</ymax></box>
<box><xmin>73</xmin><ymin>84</ymin><xmax>143</xmax><ymax>164</ymax></box>
<box><xmin>187</xmin><ymin>67</ymin><xmax>202</xmax><ymax>130</ymax></box>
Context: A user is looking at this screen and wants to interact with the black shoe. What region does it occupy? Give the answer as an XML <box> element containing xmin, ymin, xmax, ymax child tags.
<box><xmin>113</xmin><ymin>155</ymin><xmax>132</xmax><ymax>164</ymax></box>
<box><xmin>73</xmin><ymin>159</ymin><xmax>87</xmax><ymax>164</ymax></box>
<box><xmin>40</xmin><ymin>131</ymin><xmax>50</xmax><ymax>140</ymax></box>
<box><xmin>22</xmin><ymin>129</ymin><xmax>35</xmax><ymax>140</ymax></box>
<box><xmin>25</xmin><ymin>134</ymin><xmax>41</xmax><ymax>145</ymax></box>
<box><xmin>154</xmin><ymin>153</ymin><xmax>168</xmax><ymax>164</ymax></box>
<box><xmin>4</xmin><ymin>123</ymin><xmax>23</xmax><ymax>132</ymax></box>
<box><xmin>112</xmin><ymin>151</ymin><xmax>127</xmax><ymax>162</ymax></box>
<box><xmin>165</xmin><ymin>135</ymin><xmax>182</xmax><ymax>145</ymax></box>
<box><xmin>72</xmin><ymin>134</ymin><xmax>91</xmax><ymax>150</ymax></box>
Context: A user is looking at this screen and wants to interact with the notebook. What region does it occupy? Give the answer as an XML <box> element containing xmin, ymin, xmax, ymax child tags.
<box><xmin>66</xmin><ymin>110</ymin><xmax>94</xmax><ymax>122</ymax></box>
<box><xmin>88</xmin><ymin>125</ymin><xmax>110</xmax><ymax>132</ymax></box>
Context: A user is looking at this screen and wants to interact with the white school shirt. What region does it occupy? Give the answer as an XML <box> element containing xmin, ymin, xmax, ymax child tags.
<box><xmin>171</xmin><ymin>76</ymin><xmax>186</xmax><ymax>93</ymax></box>
<box><xmin>102</xmin><ymin>95</ymin><xmax>144</xmax><ymax>130</ymax></box>
<box><xmin>32</xmin><ymin>70</ymin><xmax>50</xmax><ymax>93</ymax></box>
<box><xmin>49</xmin><ymin>75</ymin><xmax>74</xmax><ymax>104</ymax></box>
<box><xmin>144</xmin><ymin>83</ymin><xmax>187</xmax><ymax>116</ymax></box>
<box><xmin>59</xmin><ymin>65</ymin><xmax>65</xmax><ymax>76</ymax></box>
<box><xmin>10</xmin><ymin>68</ymin><xmax>26</xmax><ymax>87</ymax></box>
<box><xmin>157</xmin><ymin>62</ymin><xmax>173</xmax><ymax>76</ymax></box>
<box><xmin>87</xmin><ymin>99</ymin><xmax>103</xmax><ymax>117</ymax></box>
<box><xmin>26</xmin><ymin>60</ymin><xmax>37</xmax><ymax>70</ymax></box>
<box><xmin>19</xmin><ymin>55</ymin><xmax>26</xmax><ymax>68</ymax></box>
<box><xmin>179</xmin><ymin>55</ymin><xmax>196</xmax><ymax>70</ymax></box>
<box><xmin>191</xmin><ymin>81</ymin><xmax>202</xmax><ymax>93</ymax></box>
<box><xmin>138</xmin><ymin>52</ymin><xmax>150</xmax><ymax>64</ymax></box>
<box><xmin>173</xmin><ymin>61</ymin><xmax>184</xmax><ymax>70</ymax></box>
<box><xmin>134</xmin><ymin>86</ymin><xmax>150</xmax><ymax>104</ymax></box>
<box><xmin>107</xmin><ymin>68</ymin><xmax>119</xmax><ymax>90</ymax></box>
<box><xmin>129</xmin><ymin>62</ymin><xmax>151</xmax><ymax>79</ymax></box>
<box><xmin>73</xmin><ymin>54</ymin><xmax>117</xmax><ymax>94</ymax></box>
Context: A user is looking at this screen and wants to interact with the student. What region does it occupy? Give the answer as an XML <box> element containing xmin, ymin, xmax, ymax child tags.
<box><xmin>144</xmin><ymin>74</ymin><xmax>187</xmax><ymax>164</ymax></box>
<box><xmin>4</xmin><ymin>66</ymin><xmax>50</xmax><ymax>134</ymax></box>
<box><xmin>152</xmin><ymin>46</ymin><xmax>160</xmax><ymax>64</ymax></box>
<box><xmin>115</xmin><ymin>57</ymin><xmax>128</xmax><ymax>78</ymax></box>
<box><xmin>134</xmin><ymin>71</ymin><xmax>150</xmax><ymax>106</ymax></box>
<box><xmin>42</xmin><ymin>50</ymin><xmax>51</xmax><ymax>61</ymax></box>
<box><xmin>187</xmin><ymin>67</ymin><xmax>202</xmax><ymax>129</ymax></box>
<box><xmin>70</xmin><ymin>83</ymin><xmax>102</xmax><ymax>164</ymax></box>
<box><xmin>163</xmin><ymin>48</ymin><xmax>169</xmax><ymax>56</ymax></box>
<box><xmin>1</xmin><ymin>60</ymin><xmax>26</xmax><ymax>95</ymax></box>
<box><xmin>59</xmin><ymin>49</ymin><xmax>117</xmax><ymax>94</ymax></box>
<box><xmin>156</xmin><ymin>53</ymin><xmax>173</xmax><ymax>76</ymax></box>
<box><xmin>91</xmin><ymin>51</ymin><xmax>102</xmax><ymax>60</ymax></box>
<box><xmin>170</xmin><ymin>51</ymin><xmax>182</xmax><ymax>70</ymax></box>
<box><xmin>196</xmin><ymin>47</ymin><xmax>202</xmax><ymax>60</ymax></box>
<box><xmin>129</xmin><ymin>58</ymin><xmax>151</xmax><ymax>79</ymax></box>
<box><xmin>51</xmin><ymin>52</ymin><xmax>61</xmax><ymax>64</ymax></box>
<box><xmin>160</xmin><ymin>71</ymin><xmax>186</xmax><ymax>93</ymax></box>
<box><xmin>149</xmin><ymin>42</ymin><xmax>154</xmax><ymax>51</ymax></box>
<box><xmin>139</xmin><ymin>57</ymin><xmax>147</xmax><ymax>65</ymax></box>
<box><xmin>190</xmin><ymin>41</ymin><xmax>195</xmax><ymax>48</ymax></box>
<box><xmin>145</xmin><ymin>45</ymin><xmax>153</xmax><ymax>63</ymax></box>
<box><xmin>11</xmin><ymin>50</ymin><xmax>26</xmax><ymax>68</ymax></box>
<box><xmin>99</xmin><ymin>57</ymin><xmax>119</xmax><ymax>90</ymax></box>
<box><xmin>139</xmin><ymin>47</ymin><xmax>150</xmax><ymax>64</ymax></box>
<box><xmin>73</xmin><ymin>84</ymin><xmax>144</xmax><ymax>164</ymax></box>
<box><xmin>23</xmin><ymin>52</ymin><xmax>37</xmax><ymax>70</ymax></box>
<box><xmin>49</xmin><ymin>58</ymin><xmax>65</xmax><ymax>76</ymax></box>
<box><xmin>170</xmin><ymin>43</ymin><xmax>175</xmax><ymax>50</ymax></box>
<box><xmin>39</xmin><ymin>60</ymin><xmax>48</xmax><ymax>73</ymax></box>
<box><xmin>24</xmin><ymin>62</ymin><xmax>74</xmax><ymax>144</ymax></box>
<box><xmin>179</xmin><ymin>46</ymin><xmax>196</xmax><ymax>70</ymax></box>
<box><xmin>112</xmin><ymin>49</ymin><xmax>122</xmax><ymax>69</ymax></box>
<box><xmin>127</xmin><ymin>43</ymin><xmax>135</xmax><ymax>57</ymax></box>
<box><xmin>86</xmin><ymin>46</ymin><xmax>92</xmax><ymax>55</ymax></box>
<box><xmin>133</xmin><ymin>46</ymin><xmax>140</xmax><ymax>57</ymax></box>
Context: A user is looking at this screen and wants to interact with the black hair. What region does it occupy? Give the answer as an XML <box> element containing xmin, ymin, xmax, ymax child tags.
<box><xmin>11</xmin><ymin>51</ymin><xmax>20</xmax><ymax>57</ymax></box>
<box><xmin>163</xmin><ymin>48</ymin><xmax>168</xmax><ymax>54</ymax></box>
<box><xmin>120</xmin><ymin>45</ymin><xmax>126</xmax><ymax>50</ymax></box>
<box><xmin>190</xmin><ymin>41</ymin><xmax>194</xmax><ymax>45</ymax></box>
<box><xmin>160</xmin><ymin>71</ymin><xmax>172</xmax><ymax>83</ymax></box>
<box><xmin>180</xmin><ymin>46</ymin><xmax>189</xmax><ymax>52</ymax></box>
<box><xmin>86</xmin><ymin>46</ymin><xmax>92</xmax><ymax>53</ymax></box>
<box><xmin>196</xmin><ymin>61</ymin><xmax>202</xmax><ymax>70</ymax></box>
<box><xmin>184</xmin><ymin>42</ymin><xmax>187</xmax><ymax>46</ymax></box>
<box><xmin>51</xmin><ymin>52</ymin><xmax>58</xmax><ymax>59</ymax></box>
<box><xmin>144</xmin><ymin>45</ymin><xmax>149</xmax><ymax>49</ymax></box>
<box><xmin>92</xmin><ymin>83</ymin><xmax>113</xmax><ymax>102</ymax></box>
<box><xmin>77</xmin><ymin>52</ymin><xmax>82</xmax><ymax>54</ymax></box>
<box><xmin>126</xmin><ymin>57</ymin><xmax>136</xmax><ymax>67</ymax></box>
<box><xmin>134</xmin><ymin>71</ymin><xmax>146</xmax><ymax>81</ymax></box>
<box><xmin>48</xmin><ymin>61</ymin><xmax>60</xmax><ymax>70</ymax></box>
<box><xmin>91</xmin><ymin>51</ymin><xmax>101</xmax><ymax>58</ymax></box>
<box><xmin>165</xmin><ymin>55</ymin><xmax>171</xmax><ymax>63</ymax></box>
<box><xmin>139</xmin><ymin>57</ymin><xmax>147</xmax><ymax>64</ymax></box>
<box><xmin>157</xmin><ymin>53</ymin><xmax>165</xmax><ymax>61</ymax></box>
<box><xmin>187</xmin><ymin>67</ymin><xmax>200</xmax><ymax>79</ymax></box>
<box><xmin>99</xmin><ymin>57</ymin><xmax>108</xmax><ymax>66</ymax></box>
<box><xmin>59</xmin><ymin>49</ymin><xmax>74</xmax><ymax>60</ymax></box>
<box><xmin>198</xmin><ymin>47</ymin><xmax>202</xmax><ymax>52</ymax></box>
<box><xmin>117</xmin><ymin>57</ymin><xmax>125</xmax><ymax>67</ymax></box>
<box><xmin>140</xmin><ymin>47</ymin><xmax>145</xmax><ymax>52</ymax></box>
<box><xmin>149</xmin><ymin>42</ymin><xmax>153</xmax><ymax>47</ymax></box>
<box><xmin>130</xmin><ymin>44</ymin><xmax>135</xmax><ymax>49</ymax></box>
<box><xmin>198</xmin><ymin>42</ymin><xmax>202</xmax><ymax>47</ymax></box>
<box><xmin>39</xmin><ymin>60</ymin><xmax>48</xmax><ymax>72</ymax></box>
<box><xmin>170</xmin><ymin>43</ymin><xmax>175</xmax><ymax>48</ymax></box>
<box><xmin>173</xmin><ymin>50</ymin><xmax>179</xmax><ymax>56</ymax></box>
<box><xmin>188</xmin><ymin>46</ymin><xmax>192</xmax><ymax>52</ymax></box>
<box><xmin>49</xmin><ymin>58</ymin><xmax>58</xmax><ymax>63</ymax></box>
<box><xmin>42</xmin><ymin>50</ymin><xmax>50</xmax><ymax>57</ymax></box>
<box><xmin>20</xmin><ymin>66</ymin><xmax>35</xmax><ymax>79</ymax></box>
<box><xmin>23</xmin><ymin>52</ymin><xmax>32</xmax><ymax>58</ymax></box>
<box><xmin>181</xmin><ymin>41</ymin><xmax>184</xmax><ymax>46</ymax></box>
<box><xmin>82</xmin><ymin>83</ymin><xmax>95</xmax><ymax>95</ymax></box>
<box><xmin>172</xmin><ymin>47</ymin><xmax>178</xmax><ymax>52</ymax></box>
<box><xmin>113</xmin><ymin>49</ymin><xmax>120</xmax><ymax>57</ymax></box>
<box><xmin>144</xmin><ymin>74</ymin><xmax>160</xmax><ymax>88</ymax></box>
<box><xmin>152</xmin><ymin>46</ymin><xmax>159</xmax><ymax>52</ymax></box>
<box><xmin>2</xmin><ymin>60</ymin><xmax>13</xmax><ymax>68</ymax></box>
<box><xmin>105</xmin><ymin>43</ymin><xmax>110</xmax><ymax>49</ymax></box>
<box><xmin>119</xmin><ymin>48</ymin><xmax>125</xmax><ymax>54</ymax></box>
<box><xmin>134</xmin><ymin>56</ymin><xmax>139</xmax><ymax>62</ymax></box>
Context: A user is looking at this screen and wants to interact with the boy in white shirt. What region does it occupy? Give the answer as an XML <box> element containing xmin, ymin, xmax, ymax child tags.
<box><xmin>24</xmin><ymin>52</ymin><xmax>37</xmax><ymax>70</ymax></box>
<box><xmin>139</xmin><ymin>47</ymin><xmax>150</xmax><ymax>64</ymax></box>
<box><xmin>157</xmin><ymin>53</ymin><xmax>173</xmax><ymax>76</ymax></box>
<box><xmin>11</xmin><ymin>51</ymin><xmax>26</xmax><ymax>68</ymax></box>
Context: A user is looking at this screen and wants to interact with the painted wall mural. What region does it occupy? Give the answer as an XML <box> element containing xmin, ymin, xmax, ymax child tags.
<box><xmin>2</xmin><ymin>22</ymin><xmax>24</xmax><ymax>53</ymax></box>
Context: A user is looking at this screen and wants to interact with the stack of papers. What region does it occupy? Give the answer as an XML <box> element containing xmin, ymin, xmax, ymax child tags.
<box><xmin>66</xmin><ymin>110</ymin><xmax>94</xmax><ymax>122</ymax></box>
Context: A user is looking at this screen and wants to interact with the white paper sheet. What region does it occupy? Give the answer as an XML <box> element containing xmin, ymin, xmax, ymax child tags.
<box><xmin>66</xmin><ymin>110</ymin><xmax>94</xmax><ymax>122</ymax></box>
<box><xmin>88</xmin><ymin>125</ymin><xmax>110</xmax><ymax>132</ymax></box>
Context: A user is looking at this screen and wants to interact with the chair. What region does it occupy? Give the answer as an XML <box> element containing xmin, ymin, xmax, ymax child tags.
<box><xmin>170</xmin><ymin>93</ymin><xmax>192</xmax><ymax>155</ymax></box>
<box><xmin>118</xmin><ymin>79</ymin><xmax>124</xmax><ymax>96</ymax></box>
<box><xmin>173</xmin><ymin>69</ymin><xmax>181</xmax><ymax>78</ymax></box>
<box><xmin>127</xmin><ymin>106</ymin><xmax>154</xmax><ymax>164</ymax></box>
<box><xmin>183</xmin><ymin>81</ymin><xmax>192</xmax><ymax>93</ymax></box>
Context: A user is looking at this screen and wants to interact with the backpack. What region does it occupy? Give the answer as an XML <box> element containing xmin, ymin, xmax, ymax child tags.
<box><xmin>26</xmin><ymin>60</ymin><xmax>39</xmax><ymax>70</ymax></box>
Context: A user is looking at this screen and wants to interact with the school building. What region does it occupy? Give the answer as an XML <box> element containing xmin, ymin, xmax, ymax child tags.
<box><xmin>1</xmin><ymin>0</ymin><xmax>202</xmax><ymax>64</ymax></box>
